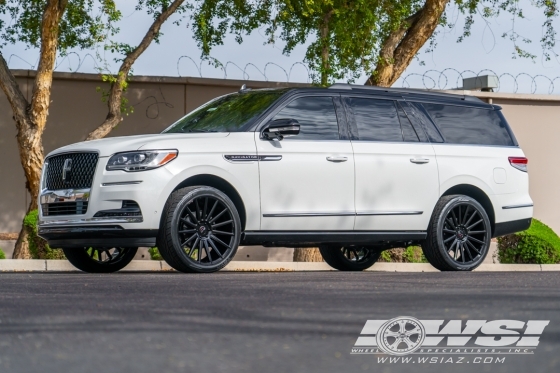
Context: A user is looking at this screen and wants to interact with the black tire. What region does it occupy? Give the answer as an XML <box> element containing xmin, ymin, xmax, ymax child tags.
<box><xmin>422</xmin><ymin>195</ymin><xmax>491</xmax><ymax>271</ymax></box>
<box><xmin>63</xmin><ymin>247</ymin><xmax>138</xmax><ymax>273</ymax></box>
<box><xmin>157</xmin><ymin>186</ymin><xmax>241</xmax><ymax>273</ymax></box>
<box><xmin>319</xmin><ymin>245</ymin><xmax>381</xmax><ymax>271</ymax></box>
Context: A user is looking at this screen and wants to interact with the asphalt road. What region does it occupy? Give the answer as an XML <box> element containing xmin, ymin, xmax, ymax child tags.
<box><xmin>0</xmin><ymin>271</ymin><xmax>558</xmax><ymax>373</ymax></box>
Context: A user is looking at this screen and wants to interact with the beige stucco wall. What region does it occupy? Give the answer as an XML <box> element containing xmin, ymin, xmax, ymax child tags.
<box><xmin>0</xmin><ymin>72</ymin><xmax>559</xmax><ymax>235</ymax></box>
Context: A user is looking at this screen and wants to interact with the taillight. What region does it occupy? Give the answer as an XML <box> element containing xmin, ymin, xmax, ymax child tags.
<box><xmin>509</xmin><ymin>157</ymin><xmax>528</xmax><ymax>172</ymax></box>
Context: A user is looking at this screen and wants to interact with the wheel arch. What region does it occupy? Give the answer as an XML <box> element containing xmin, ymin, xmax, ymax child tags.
<box><xmin>171</xmin><ymin>174</ymin><xmax>247</xmax><ymax>231</ymax></box>
<box><xmin>441</xmin><ymin>184</ymin><xmax>495</xmax><ymax>235</ymax></box>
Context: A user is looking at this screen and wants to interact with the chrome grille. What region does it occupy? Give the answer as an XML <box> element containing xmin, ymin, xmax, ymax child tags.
<box><xmin>41</xmin><ymin>201</ymin><xmax>89</xmax><ymax>216</ymax></box>
<box><xmin>45</xmin><ymin>153</ymin><xmax>98</xmax><ymax>190</ymax></box>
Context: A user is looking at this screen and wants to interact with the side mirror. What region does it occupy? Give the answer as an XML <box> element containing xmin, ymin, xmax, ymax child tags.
<box><xmin>262</xmin><ymin>119</ymin><xmax>300</xmax><ymax>141</ymax></box>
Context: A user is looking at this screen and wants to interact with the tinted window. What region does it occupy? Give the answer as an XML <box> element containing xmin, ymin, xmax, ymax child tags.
<box><xmin>163</xmin><ymin>90</ymin><xmax>287</xmax><ymax>133</ymax></box>
<box><xmin>273</xmin><ymin>96</ymin><xmax>339</xmax><ymax>140</ymax></box>
<box><xmin>409</xmin><ymin>102</ymin><xmax>444</xmax><ymax>143</ymax></box>
<box><xmin>422</xmin><ymin>103</ymin><xmax>515</xmax><ymax>146</ymax></box>
<box><xmin>396</xmin><ymin>102</ymin><xmax>419</xmax><ymax>142</ymax></box>
<box><xmin>348</xmin><ymin>98</ymin><xmax>402</xmax><ymax>142</ymax></box>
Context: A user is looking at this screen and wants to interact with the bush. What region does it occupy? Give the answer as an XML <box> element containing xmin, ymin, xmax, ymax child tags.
<box><xmin>0</xmin><ymin>248</ymin><xmax>5</xmax><ymax>259</ymax></box>
<box><xmin>23</xmin><ymin>210</ymin><xmax>65</xmax><ymax>259</ymax></box>
<box><xmin>148</xmin><ymin>247</ymin><xmax>162</xmax><ymax>260</ymax></box>
<box><xmin>497</xmin><ymin>219</ymin><xmax>560</xmax><ymax>264</ymax></box>
<box><xmin>379</xmin><ymin>246</ymin><xmax>427</xmax><ymax>263</ymax></box>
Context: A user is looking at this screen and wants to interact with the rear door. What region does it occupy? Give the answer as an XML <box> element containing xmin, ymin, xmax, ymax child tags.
<box><xmin>344</xmin><ymin>96</ymin><xmax>440</xmax><ymax>231</ymax></box>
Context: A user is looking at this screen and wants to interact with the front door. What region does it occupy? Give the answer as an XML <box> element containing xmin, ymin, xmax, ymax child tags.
<box><xmin>256</xmin><ymin>95</ymin><xmax>355</xmax><ymax>231</ymax></box>
<box><xmin>344</xmin><ymin>96</ymin><xmax>440</xmax><ymax>232</ymax></box>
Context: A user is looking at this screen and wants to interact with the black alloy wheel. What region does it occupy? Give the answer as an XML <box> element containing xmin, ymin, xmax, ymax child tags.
<box><xmin>319</xmin><ymin>245</ymin><xmax>381</xmax><ymax>271</ymax></box>
<box><xmin>158</xmin><ymin>186</ymin><xmax>241</xmax><ymax>273</ymax></box>
<box><xmin>423</xmin><ymin>195</ymin><xmax>491</xmax><ymax>271</ymax></box>
<box><xmin>63</xmin><ymin>247</ymin><xmax>138</xmax><ymax>273</ymax></box>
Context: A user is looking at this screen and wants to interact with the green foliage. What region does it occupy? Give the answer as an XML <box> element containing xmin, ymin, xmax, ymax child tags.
<box><xmin>148</xmin><ymin>247</ymin><xmax>162</xmax><ymax>260</ymax></box>
<box><xmin>0</xmin><ymin>248</ymin><xmax>5</xmax><ymax>259</ymax></box>
<box><xmin>379</xmin><ymin>246</ymin><xmax>427</xmax><ymax>263</ymax></box>
<box><xmin>0</xmin><ymin>0</ymin><xmax>122</xmax><ymax>52</ymax></box>
<box><xmin>23</xmin><ymin>210</ymin><xmax>65</xmax><ymax>260</ymax></box>
<box><xmin>192</xmin><ymin>0</ymin><xmax>558</xmax><ymax>85</ymax></box>
<box><xmin>497</xmin><ymin>219</ymin><xmax>560</xmax><ymax>264</ymax></box>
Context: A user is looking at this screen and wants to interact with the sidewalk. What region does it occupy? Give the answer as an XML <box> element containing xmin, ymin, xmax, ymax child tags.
<box><xmin>0</xmin><ymin>259</ymin><xmax>557</xmax><ymax>272</ymax></box>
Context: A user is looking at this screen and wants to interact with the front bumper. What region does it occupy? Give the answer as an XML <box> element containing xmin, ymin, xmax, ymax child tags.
<box><xmin>38</xmin><ymin>155</ymin><xmax>174</xmax><ymax>247</ymax></box>
<box><xmin>38</xmin><ymin>225</ymin><xmax>158</xmax><ymax>248</ymax></box>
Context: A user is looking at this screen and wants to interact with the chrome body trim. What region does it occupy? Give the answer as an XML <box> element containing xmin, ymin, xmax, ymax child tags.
<box><xmin>38</xmin><ymin>216</ymin><xmax>143</xmax><ymax>226</ymax></box>
<box><xmin>39</xmin><ymin>188</ymin><xmax>91</xmax><ymax>204</ymax></box>
<box><xmin>263</xmin><ymin>211</ymin><xmax>423</xmax><ymax>217</ymax></box>
<box><xmin>263</xmin><ymin>212</ymin><xmax>355</xmax><ymax>217</ymax></box>
<box><xmin>223</xmin><ymin>154</ymin><xmax>282</xmax><ymax>163</ymax></box>
<box><xmin>502</xmin><ymin>203</ymin><xmax>534</xmax><ymax>210</ymax></box>
<box><xmin>357</xmin><ymin>211</ymin><xmax>424</xmax><ymax>216</ymax></box>
<box><xmin>101</xmin><ymin>181</ymin><xmax>143</xmax><ymax>186</ymax></box>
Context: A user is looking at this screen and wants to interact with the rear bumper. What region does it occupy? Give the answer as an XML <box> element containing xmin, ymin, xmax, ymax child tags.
<box><xmin>38</xmin><ymin>225</ymin><xmax>157</xmax><ymax>248</ymax></box>
<box><xmin>493</xmin><ymin>218</ymin><xmax>532</xmax><ymax>238</ymax></box>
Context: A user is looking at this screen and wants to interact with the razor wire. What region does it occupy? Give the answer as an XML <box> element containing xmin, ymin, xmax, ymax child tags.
<box><xmin>5</xmin><ymin>52</ymin><xmax>560</xmax><ymax>94</ymax></box>
<box><xmin>398</xmin><ymin>68</ymin><xmax>560</xmax><ymax>94</ymax></box>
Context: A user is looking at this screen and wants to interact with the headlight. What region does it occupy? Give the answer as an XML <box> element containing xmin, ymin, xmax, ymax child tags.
<box><xmin>106</xmin><ymin>150</ymin><xmax>178</xmax><ymax>172</ymax></box>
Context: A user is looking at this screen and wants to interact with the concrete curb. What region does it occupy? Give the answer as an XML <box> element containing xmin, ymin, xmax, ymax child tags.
<box><xmin>0</xmin><ymin>260</ymin><xmax>559</xmax><ymax>272</ymax></box>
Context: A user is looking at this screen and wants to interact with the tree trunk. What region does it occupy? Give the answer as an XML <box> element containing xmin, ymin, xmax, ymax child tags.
<box><xmin>0</xmin><ymin>0</ymin><xmax>68</xmax><ymax>258</ymax></box>
<box><xmin>365</xmin><ymin>0</ymin><xmax>449</xmax><ymax>87</ymax></box>
<box><xmin>86</xmin><ymin>0</ymin><xmax>185</xmax><ymax>141</ymax></box>
<box><xmin>319</xmin><ymin>11</ymin><xmax>333</xmax><ymax>87</ymax></box>
<box><xmin>293</xmin><ymin>248</ymin><xmax>324</xmax><ymax>262</ymax></box>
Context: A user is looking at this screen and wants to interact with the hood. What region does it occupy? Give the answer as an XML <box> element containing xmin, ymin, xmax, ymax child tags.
<box><xmin>46</xmin><ymin>133</ymin><xmax>230</xmax><ymax>158</ymax></box>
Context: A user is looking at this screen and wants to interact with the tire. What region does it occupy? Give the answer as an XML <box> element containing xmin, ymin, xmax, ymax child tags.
<box><xmin>319</xmin><ymin>245</ymin><xmax>381</xmax><ymax>271</ymax></box>
<box><xmin>422</xmin><ymin>195</ymin><xmax>491</xmax><ymax>271</ymax></box>
<box><xmin>157</xmin><ymin>186</ymin><xmax>242</xmax><ymax>273</ymax></box>
<box><xmin>63</xmin><ymin>247</ymin><xmax>138</xmax><ymax>273</ymax></box>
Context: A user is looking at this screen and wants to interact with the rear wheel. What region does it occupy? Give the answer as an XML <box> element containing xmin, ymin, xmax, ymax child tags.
<box><xmin>422</xmin><ymin>195</ymin><xmax>491</xmax><ymax>271</ymax></box>
<box><xmin>158</xmin><ymin>186</ymin><xmax>241</xmax><ymax>273</ymax></box>
<box><xmin>63</xmin><ymin>247</ymin><xmax>137</xmax><ymax>273</ymax></box>
<box><xmin>319</xmin><ymin>245</ymin><xmax>381</xmax><ymax>271</ymax></box>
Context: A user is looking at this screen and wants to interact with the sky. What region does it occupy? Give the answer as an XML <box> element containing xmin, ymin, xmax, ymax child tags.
<box><xmin>3</xmin><ymin>1</ymin><xmax>560</xmax><ymax>94</ymax></box>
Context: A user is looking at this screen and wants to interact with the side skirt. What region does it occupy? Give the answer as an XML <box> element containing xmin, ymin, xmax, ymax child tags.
<box><xmin>241</xmin><ymin>231</ymin><xmax>426</xmax><ymax>247</ymax></box>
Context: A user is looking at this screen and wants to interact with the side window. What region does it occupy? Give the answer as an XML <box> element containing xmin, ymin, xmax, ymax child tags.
<box><xmin>273</xmin><ymin>96</ymin><xmax>340</xmax><ymax>140</ymax></box>
<box><xmin>422</xmin><ymin>103</ymin><xmax>515</xmax><ymax>146</ymax></box>
<box><xmin>409</xmin><ymin>102</ymin><xmax>444</xmax><ymax>143</ymax></box>
<box><xmin>396</xmin><ymin>102</ymin><xmax>419</xmax><ymax>142</ymax></box>
<box><xmin>347</xmin><ymin>98</ymin><xmax>403</xmax><ymax>142</ymax></box>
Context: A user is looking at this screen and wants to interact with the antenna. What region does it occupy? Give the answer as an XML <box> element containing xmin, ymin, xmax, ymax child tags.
<box><xmin>239</xmin><ymin>84</ymin><xmax>251</xmax><ymax>93</ymax></box>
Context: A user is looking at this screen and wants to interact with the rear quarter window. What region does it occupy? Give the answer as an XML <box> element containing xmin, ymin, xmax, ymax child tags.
<box><xmin>422</xmin><ymin>103</ymin><xmax>515</xmax><ymax>146</ymax></box>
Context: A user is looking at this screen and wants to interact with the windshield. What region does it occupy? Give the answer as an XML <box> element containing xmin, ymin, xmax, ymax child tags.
<box><xmin>162</xmin><ymin>89</ymin><xmax>288</xmax><ymax>133</ymax></box>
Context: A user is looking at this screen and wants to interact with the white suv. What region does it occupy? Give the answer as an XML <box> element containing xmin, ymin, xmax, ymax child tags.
<box><xmin>38</xmin><ymin>84</ymin><xmax>533</xmax><ymax>273</ymax></box>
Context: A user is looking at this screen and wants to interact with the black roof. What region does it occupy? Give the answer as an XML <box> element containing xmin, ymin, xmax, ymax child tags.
<box><xmin>273</xmin><ymin>83</ymin><xmax>489</xmax><ymax>107</ymax></box>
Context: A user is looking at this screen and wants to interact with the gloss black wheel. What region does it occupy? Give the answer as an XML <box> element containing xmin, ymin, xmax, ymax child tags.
<box><xmin>319</xmin><ymin>245</ymin><xmax>381</xmax><ymax>271</ymax></box>
<box><xmin>423</xmin><ymin>195</ymin><xmax>491</xmax><ymax>271</ymax></box>
<box><xmin>158</xmin><ymin>186</ymin><xmax>241</xmax><ymax>273</ymax></box>
<box><xmin>63</xmin><ymin>247</ymin><xmax>137</xmax><ymax>273</ymax></box>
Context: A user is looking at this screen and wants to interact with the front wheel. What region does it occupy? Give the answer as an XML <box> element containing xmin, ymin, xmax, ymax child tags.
<box><xmin>319</xmin><ymin>245</ymin><xmax>381</xmax><ymax>271</ymax></box>
<box><xmin>157</xmin><ymin>186</ymin><xmax>241</xmax><ymax>273</ymax></box>
<box><xmin>422</xmin><ymin>195</ymin><xmax>491</xmax><ymax>271</ymax></box>
<box><xmin>63</xmin><ymin>247</ymin><xmax>138</xmax><ymax>273</ymax></box>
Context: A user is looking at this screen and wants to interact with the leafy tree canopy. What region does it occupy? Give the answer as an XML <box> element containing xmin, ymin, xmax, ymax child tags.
<box><xmin>192</xmin><ymin>0</ymin><xmax>558</xmax><ymax>86</ymax></box>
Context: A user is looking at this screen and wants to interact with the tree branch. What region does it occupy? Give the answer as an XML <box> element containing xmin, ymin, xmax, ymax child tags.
<box><xmin>366</xmin><ymin>0</ymin><xmax>449</xmax><ymax>87</ymax></box>
<box><xmin>86</xmin><ymin>0</ymin><xmax>186</xmax><ymax>140</ymax></box>
<box><xmin>0</xmin><ymin>53</ymin><xmax>29</xmax><ymax>122</ymax></box>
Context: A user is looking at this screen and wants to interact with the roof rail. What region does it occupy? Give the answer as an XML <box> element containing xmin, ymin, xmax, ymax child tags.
<box><xmin>327</xmin><ymin>83</ymin><xmax>485</xmax><ymax>103</ymax></box>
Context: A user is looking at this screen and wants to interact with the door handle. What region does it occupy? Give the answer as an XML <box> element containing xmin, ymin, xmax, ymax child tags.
<box><xmin>410</xmin><ymin>158</ymin><xmax>430</xmax><ymax>164</ymax></box>
<box><xmin>327</xmin><ymin>156</ymin><xmax>348</xmax><ymax>163</ymax></box>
